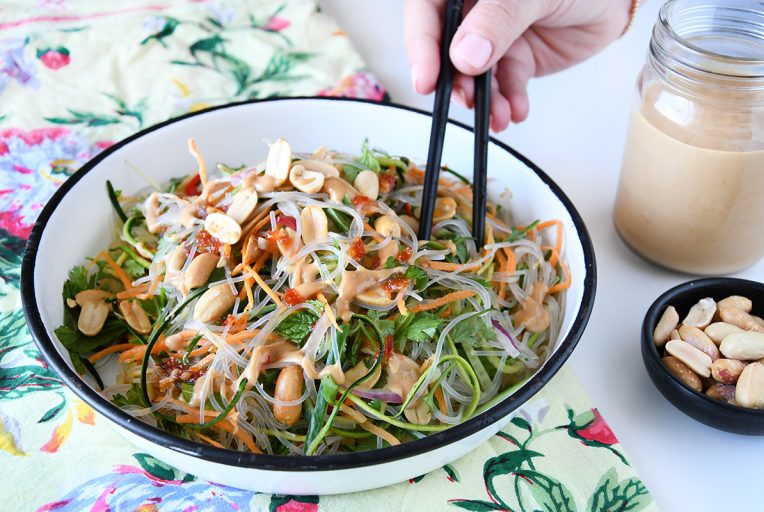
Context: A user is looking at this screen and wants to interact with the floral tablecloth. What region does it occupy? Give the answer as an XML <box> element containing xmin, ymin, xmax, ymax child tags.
<box><xmin>0</xmin><ymin>1</ymin><xmax>657</xmax><ymax>510</ymax></box>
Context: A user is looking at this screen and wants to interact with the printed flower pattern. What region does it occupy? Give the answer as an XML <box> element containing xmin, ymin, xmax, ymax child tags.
<box><xmin>36</xmin><ymin>47</ymin><xmax>71</xmax><ymax>70</ymax></box>
<box><xmin>0</xmin><ymin>127</ymin><xmax>110</xmax><ymax>239</ymax></box>
<box><xmin>0</xmin><ymin>38</ymin><xmax>39</xmax><ymax>93</ymax></box>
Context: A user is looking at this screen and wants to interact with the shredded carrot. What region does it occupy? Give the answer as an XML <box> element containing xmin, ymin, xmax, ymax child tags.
<box><xmin>194</xmin><ymin>432</ymin><xmax>224</xmax><ymax>449</ymax></box>
<box><xmin>223</xmin><ymin>243</ymin><xmax>231</xmax><ymax>260</ymax></box>
<box><xmin>425</xmin><ymin>260</ymin><xmax>482</xmax><ymax>272</ymax></box>
<box><xmin>410</xmin><ymin>290</ymin><xmax>476</xmax><ymax>313</ymax></box>
<box><xmin>245</xmin><ymin>263</ymin><xmax>283</xmax><ymax>308</ymax></box>
<box><xmin>240</xmin><ymin>207</ymin><xmax>276</xmax><ymax>243</ymax></box>
<box><xmin>433</xmin><ymin>387</ymin><xmax>448</xmax><ymax>415</ymax></box>
<box><xmin>87</xmin><ymin>343</ymin><xmax>136</xmax><ymax>363</ymax></box>
<box><xmin>536</xmin><ymin>219</ymin><xmax>563</xmax><ymax>268</ymax></box>
<box><xmin>495</xmin><ymin>250</ymin><xmax>507</xmax><ymax>301</ymax></box>
<box><xmin>187</xmin><ymin>138</ymin><xmax>207</xmax><ymax>186</ymax></box>
<box><xmin>93</xmin><ymin>251</ymin><xmax>133</xmax><ymax>291</ymax></box>
<box><xmin>503</xmin><ymin>247</ymin><xmax>516</xmax><ymax>275</ymax></box>
<box><xmin>396</xmin><ymin>299</ymin><xmax>409</xmax><ymax>316</ymax></box>
<box><xmin>243</xmin><ymin>276</ymin><xmax>255</xmax><ymax>311</ymax></box>
<box><xmin>438</xmin><ymin>305</ymin><xmax>452</xmax><ymax>319</ymax></box>
<box><xmin>358</xmin><ymin>419</ymin><xmax>401</xmax><ymax>446</ymax></box>
<box><xmin>547</xmin><ymin>257</ymin><xmax>571</xmax><ymax>295</ymax></box>
<box><xmin>116</xmin><ymin>282</ymin><xmax>149</xmax><ymax>300</ymax></box>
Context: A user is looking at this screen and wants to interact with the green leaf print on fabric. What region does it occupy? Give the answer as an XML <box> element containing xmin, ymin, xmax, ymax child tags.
<box><xmin>587</xmin><ymin>468</ymin><xmax>652</xmax><ymax>512</ymax></box>
<box><xmin>0</xmin><ymin>228</ymin><xmax>24</xmax><ymax>288</ymax></box>
<box><xmin>133</xmin><ymin>453</ymin><xmax>196</xmax><ymax>482</ymax></box>
<box><xmin>449</xmin><ymin>500</ymin><xmax>508</xmax><ymax>511</ymax></box>
<box><xmin>515</xmin><ymin>469</ymin><xmax>577</xmax><ymax>512</ymax></box>
<box><xmin>45</xmin><ymin>93</ymin><xmax>148</xmax><ymax>129</ymax></box>
<box><xmin>37</xmin><ymin>393</ymin><xmax>66</xmax><ymax>423</ymax></box>
<box><xmin>483</xmin><ymin>449</ymin><xmax>543</xmax><ymax>508</ymax></box>
<box><xmin>140</xmin><ymin>16</ymin><xmax>181</xmax><ymax>47</ymax></box>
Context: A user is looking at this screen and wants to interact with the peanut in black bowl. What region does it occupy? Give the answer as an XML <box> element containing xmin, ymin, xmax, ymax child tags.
<box><xmin>641</xmin><ymin>277</ymin><xmax>764</xmax><ymax>435</ymax></box>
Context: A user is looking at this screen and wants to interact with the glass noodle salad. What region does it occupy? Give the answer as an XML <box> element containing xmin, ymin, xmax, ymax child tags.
<box><xmin>55</xmin><ymin>138</ymin><xmax>571</xmax><ymax>455</ymax></box>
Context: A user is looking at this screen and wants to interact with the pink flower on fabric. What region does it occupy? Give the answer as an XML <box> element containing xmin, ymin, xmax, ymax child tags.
<box><xmin>263</xmin><ymin>16</ymin><xmax>290</xmax><ymax>32</ymax></box>
<box><xmin>274</xmin><ymin>501</ymin><xmax>318</xmax><ymax>512</ymax></box>
<box><xmin>37</xmin><ymin>47</ymin><xmax>71</xmax><ymax>70</ymax></box>
<box><xmin>318</xmin><ymin>71</ymin><xmax>388</xmax><ymax>102</ymax></box>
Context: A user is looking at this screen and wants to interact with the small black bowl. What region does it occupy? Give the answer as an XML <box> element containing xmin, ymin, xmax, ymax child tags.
<box><xmin>642</xmin><ymin>277</ymin><xmax>764</xmax><ymax>435</ymax></box>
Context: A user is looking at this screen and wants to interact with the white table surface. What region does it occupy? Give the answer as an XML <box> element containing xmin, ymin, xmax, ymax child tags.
<box><xmin>321</xmin><ymin>1</ymin><xmax>764</xmax><ymax>509</ymax></box>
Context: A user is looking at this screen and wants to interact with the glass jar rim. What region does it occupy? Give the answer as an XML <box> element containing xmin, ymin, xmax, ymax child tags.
<box><xmin>656</xmin><ymin>0</ymin><xmax>764</xmax><ymax>80</ymax></box>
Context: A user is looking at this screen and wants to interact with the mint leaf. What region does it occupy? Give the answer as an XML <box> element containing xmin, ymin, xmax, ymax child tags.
<box><xmin>276</xmin><ymin>305</ymin><xmax>321</xmax><ymax>346</ymax></box>
<box><xmin>55</xmin><ymin>316</ymin><xmax>127</xmax><ymax>354</ymax></box>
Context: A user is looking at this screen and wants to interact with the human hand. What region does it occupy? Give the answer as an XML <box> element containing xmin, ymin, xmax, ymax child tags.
<box><xmin>404</xmin><ymin>0</ymin><xmax>633</xmax><ymax>130</ymax></box>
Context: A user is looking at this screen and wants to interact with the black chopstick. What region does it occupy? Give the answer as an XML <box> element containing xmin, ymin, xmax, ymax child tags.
<box><xmin>472</xmin><ymin>71</ymin><xmax>491</xmax><ymax>250</ymax></box>
<box><xmin>418</xmin><ymin>0</ymin><xmax>464</xmax><ymax>241</ymax></box>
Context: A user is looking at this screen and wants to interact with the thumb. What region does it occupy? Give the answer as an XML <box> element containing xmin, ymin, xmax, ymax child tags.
<box><xmin>449</xmin><ymin>0</ymin><xmax>545</xmax><ymax>75</ymax></box>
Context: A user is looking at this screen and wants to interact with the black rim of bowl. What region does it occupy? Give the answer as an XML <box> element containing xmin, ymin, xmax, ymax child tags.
<box><xmin>642</xmin><ymin>277</ymin><xmax>764</xmax><ymax>418</ymax></box>
<box><xmin>21</xmin><ymin>96</ymin><xmax>597</xmax><ymax>471</ymax></box>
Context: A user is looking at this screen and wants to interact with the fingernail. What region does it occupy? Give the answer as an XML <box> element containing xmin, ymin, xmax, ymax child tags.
<box><xmin>453</xmin><ymin>33</ymin><xmax>492</xmax><ymax>69</ymax></box>
<box><xmin>411</xmin><ymin>65</ymin><xmax>420</xmax><ymax>93</ymax></box>
<box><xmin>450</xmin><ymin>88</ymin><xmax>467</xmax><ymax>108</ymax></box>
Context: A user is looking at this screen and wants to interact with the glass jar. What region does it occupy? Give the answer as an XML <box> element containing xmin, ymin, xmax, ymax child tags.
<box><xmin>614</xmin><ymin>0</ymin><xmax>764</xmax><ymax>275</ymax></box>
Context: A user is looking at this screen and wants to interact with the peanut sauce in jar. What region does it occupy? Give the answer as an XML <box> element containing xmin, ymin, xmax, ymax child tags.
<box><xmin>614</xmin><ymin>0</ymin><xmax>764</xmax><ymax>274</ymax></box>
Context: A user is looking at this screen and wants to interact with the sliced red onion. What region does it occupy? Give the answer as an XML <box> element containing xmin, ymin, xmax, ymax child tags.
<box><xmin>352</xmin><ymin>387</ymin><xmax>402</xmax><ymax>403</ymax></box>
<box><xmin>492</xmin><ymin>320</ymin><xmax>521</xmax><ymax>358</ymax></box>
<box><xmin>276</xmin><ymin>215</ymin><xmax>297</xmax><ymax>230</ymax></box>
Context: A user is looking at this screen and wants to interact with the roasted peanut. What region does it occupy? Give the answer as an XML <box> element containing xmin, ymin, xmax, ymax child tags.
<box><xmin>718</xmin><ymin>295</ymin><xmax>752</xmax><ymax>313</ymax></box>
<box><xmin>300</xmin><ymin>159</ymin><xmax>340</xmax><ymax>177</ymax></box>
<box><xmin>404</xmin><ymin>400</ymin><xmax>432</xmax><ymax>425</ymax></box>
<box><xmin>193</xmin><ymin>284</ymin><xmax>237</xmax><ymax>323</ymax></box>
<box><xmin>75</xmin><ymin>290</ymin><xmax>114</xmax><ymax>336</ymax></box>
<box><xmin>706</xmin><ymin>383</ymin><xmax>737</xmax><ymax>403</ymax></box>
<box><xmin>182</xmin><ymin>252</ymin><xmax>218</xmax><ymax>292</ymax></box>
<box><xmin>735</xmin><ymin>362</ymin><xmax>764</xmax><ymax>409</ymax></box>
<box><xmin>653</xmin><ymin>306</ymin><xmax>679</xmax><ymax>346</ymax></box>
<box><xmin>665</xmin><ymin>340</ymin><xmax>712</xmax><ymax>378</ymax></box>
<box><xmin>682</xmin><ymin>297</ymin><xmax>716</xmax><ymax>329</ymax></box>
<box><xmin>226</xmin><ymin>188</ymin><xmax>259</xmax><ymax>224</ymax></box>
<box><xmin>289</xmin><ymin>165</ymin><xmax>325</xmax><ymax>194</ymax></box>
<box><xmin>118</xmin><ymin>300</ymin><xmax>152</xmax><ymax>335</ymax></box>
<box><xmin>354</xmin><ymin>170</ymin><xmax>379</xmax><ymax>200</ymax></box>
<box><xmin>679</xmin><ymin>325</ymin><xmax>720</xmax><ymax>361</ymax></box>
<box><xmin>300</xmin><ymin>206</ymin><xmax>328</xmax><ymax>244</ymax></box>
<box><xmin>719</xmin><ymin>331</ymin><xmax>764</xmax><ymax>360</ymax></box>
<box><xmin>662</xmin><ymin>356</ymin><xmax>702</xmax><ymax>391</ymax></box>
<box><xmin>374</xmin><ymin>215</ymin><xmax>402</xmax><ymax>238</ymax></box>
<box><xmin>204</xmin><ymin>212</ymin><xmax>242</xmax><ymax>245</ymax></box>
<box><xmin>322</xmin><ymin>176</ymin><xmax>358</xmax><ymax>203</ymax></box>
<box><xmin>273</xmin><ymin>365</ymin><xmax>304</xmax><ymax>426</ymax></box>
<box><xmin>711</xmin><ymin>359</ymin><xmax>747</xmax><ymax>385</ymax></box>
<box><xmin>704</xmin><ymin>322</ymin><xmax>744</xmax><ymax>345</ymax></box>
<box><xmin>399</xmin><ymin>214</ymin><xmax>419</xmax><ymax>232</ymax></box>
<box><xmin>265</xmin><ymin>138</ymin><xmax>291</xmax><ymax>186</ymax></box>
<box><xmin>719</xmin><ymin>306</ymin><xmax>764</xmax><ymax>333</ymax></box>
<box><xmin>416</xmin><ymin>197</ymin><xmax>458</xmax><ymax>222</ymax></box>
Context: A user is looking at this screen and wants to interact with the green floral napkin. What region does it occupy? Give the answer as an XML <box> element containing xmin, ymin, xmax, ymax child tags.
<box><xmin>0</xmin><ymin>1</ymin><xmax>656</xmax><ymax>510</ymax></box>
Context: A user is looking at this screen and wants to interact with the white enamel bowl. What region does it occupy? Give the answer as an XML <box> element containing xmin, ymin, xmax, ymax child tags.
<box><xmin>22</xmin><ymin>98</ymin><xmax>596</xmax><ymax>495</ymax></box>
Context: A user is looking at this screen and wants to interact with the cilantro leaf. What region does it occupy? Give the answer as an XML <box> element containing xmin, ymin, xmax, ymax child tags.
<box><xmin>62</xmin><ymin>265</ymin><xmax>96</xmax><ymax>300</ymax></box>
<box><xmin>451</xmin><ymin>315</ymin><xmax>496</xmax><ymax>345</ymax></box>
<box><xmin>405</xmin><ymin>265</ymin><xmax>428</xmax><ymax>290</ymax></box>
<box><xmin>343</xmin><ymin>138</ymin><xmax>381</xmax><ymax>182</ymax></box>
<box><xmin>112</xmin><ymin>383</ymin><xmax>149</xmax><ymax>408</ymax></box>
<box><xmin>123</xmin><ymin>259</ymin><xmax>145</xmax><ymax>279</ymax></box>
<box><xmin>55</xmin><ymin>316</ymin><xmax>128</xmax><ymax>354</ymax></box>
<box><xmin>405</xmin><ymin>312</ymin><xmax>442</xmax><ymax>343</ymax></box>
<box><xmin>366</xmin><ymin>310</ymin><xmax>395</xmax><ymax>338</ymax></box>
<box><xmin>383</xmin><ymin>257</ymin><xmax>398</xmax><ymax>269</ymax></box>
